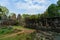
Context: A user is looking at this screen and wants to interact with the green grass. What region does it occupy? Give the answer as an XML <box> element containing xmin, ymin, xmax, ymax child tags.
<box><xmin>0</xmin><ymin>27</ymin><xmax>14</xmax><ymax>36</ymax></box>
<box><xmin>13</xmin><ymin>26</ymin><xmax>34</xmax><ymax>30</ymax></box>
<box><xmin>0</xmin><ymin>26</ymin><xmax>35</xmax><ymax>40</ymax></box>
<box><xmin>0</xmin><ymin>26</ymin><xmax>32</xmax><ymax>36</ymax></box>
<box><xmin>0</xmin><ymin>33</ymin><xmax>35</xmax><ymax>40</ymax></box>
<box><xmin>0</xmin><ymin>28</ymin><xmax>13</xmax><ymax>35</ymax></box>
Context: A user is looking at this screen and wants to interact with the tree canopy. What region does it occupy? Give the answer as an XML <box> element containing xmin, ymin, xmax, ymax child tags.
<box><xmin>57</xmin><ymin>0</ymin><xmax>60</xmax><ymax>6</ymax></box>
<box><xmin>47</xmin><ymin>4</ymin><xmax>58</xmax><ymax>17</ymax></box>
<box><xmin>0</xmin><ymin>6</ymin><xmax>9</xmax><ymax>16</ymax></box>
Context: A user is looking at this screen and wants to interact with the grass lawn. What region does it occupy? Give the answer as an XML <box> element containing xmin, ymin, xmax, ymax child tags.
<box><xmin>0</xmin><ymin>26</ymin><xmax>35</xmax><ymax>40</ymax></box>
<box><xmin>0</xmin><ymin>26</ymin><xmax>21</xmax><ymax>37</ymax></box>
<box><xmin>0</xmin><ymin>27</ymin><xmax>14</xmax><ymax>36</ymax></box>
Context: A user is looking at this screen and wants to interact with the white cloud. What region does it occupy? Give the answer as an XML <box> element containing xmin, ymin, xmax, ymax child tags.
<box><xmin>33</xmin><ymin>0</ymin><xmax>46</xmax><ymax>3</ymax></box>
<box><xmin>15</xmin><ymin>2</ymin><xmax>42</xmax><ymax>10</ymax></box>
<box><xmin>0</xmin><ymin>0</ymin><xmax>9</xmax><ymax>6</ymax></box>
<box><xmin>14</xmin><ymin>0</ymin><xmax>49</xmax><ymax>14</ymax></box>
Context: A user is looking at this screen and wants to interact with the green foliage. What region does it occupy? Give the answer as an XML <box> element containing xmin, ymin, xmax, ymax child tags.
<box><xmin>0</xmin><ymin>6</ymin><xmax>9</xmax><ymax>16</ymax></box>
<box><xmin>22</xmin><ymin>14</ymin><xmax>30</xmax><ymax>20</ymax></box>
<box><xmin>29</xmin><ymin>15</ymin><xmax>37</xmax><ymax>19</ymax></box>
<box><xmin>0</xmin><ymin>27</ymin><xmax>13</xmax><ymax>35</ymax></box>
<box><xmin>57</xmin><ymin>0</ymin><xmax>60</xmax><ymax>6</ymax></box>
<box><xmin>47</xmin><ymin>4</ymin><xmax>58</xmax><ymax>17</ymax></box>
<box><xmin>47</xmin><ymin>0</ymin><xmax>60</xmax><ymax>17</ymax></box>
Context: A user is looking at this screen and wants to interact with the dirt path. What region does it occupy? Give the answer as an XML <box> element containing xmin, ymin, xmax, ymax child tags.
<box><xmin>0</xmin><ymin>27</ymin><xmax>35</xmax><ymax>39</ymax></box>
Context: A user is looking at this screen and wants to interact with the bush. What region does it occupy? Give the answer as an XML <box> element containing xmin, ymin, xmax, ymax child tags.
<box><xmin>0</xmin><ymin>27</ymin><xmax>13</xmax><ymax>35</ymax></box>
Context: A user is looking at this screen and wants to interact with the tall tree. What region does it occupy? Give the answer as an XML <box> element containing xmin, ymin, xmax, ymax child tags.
<box><xmin>47</xmin><ymin>4</ymin><xmax>58</xmax><ymax>17</ymax></box>
<box><xmin>0</xmin><ymin>6</ymin><xmax>9</xmax><ymax>16</ymax></box>
<box><xmin>57</xmin><ymin>0</ymin><xmax>60</xmax><ymax>6</ymax></box>
<box><xmin>0</xmin><ymin>6</ymin><xmax>9</xmax><ymax>20</ymax></box>
<box><xmin>57</xmin><ymin>0</ymin><xmax>60</xmax><ymax>16</ymax></box>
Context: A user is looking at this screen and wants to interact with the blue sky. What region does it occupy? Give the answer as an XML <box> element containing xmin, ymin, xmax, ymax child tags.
<box><xmin>0</xmin><ymin>0</ymin><xmax>58</xmax><ymax>15</ymax></box>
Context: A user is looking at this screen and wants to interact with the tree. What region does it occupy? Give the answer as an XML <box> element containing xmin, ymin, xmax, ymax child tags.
<box><xmin>57</xmin><ymin>0</ymin><xmax>60</xmax><ymax>6</ymax></box>
<box><xmin>47</xmin><ymin>4</ymin><xmax>58</xmax><ymax>17</ymax></box>
<box><xmin>0</xmin><ymin>6</ymin><xmax>9</xmax><ymax>20</ymax></box>
<box><xmin>57</xmin><ymin>0</ymin><xmax>60</xmax><ymax>16</ymax></box>
<box><xmin>0</xmin><ymin>6</ymin><xmax>9</xmax><ymax>16</ymax></box>
<box><xmin>22</xmin><ymin>14</ymin><xmax>30</xmax><ymax>18</ymax></box>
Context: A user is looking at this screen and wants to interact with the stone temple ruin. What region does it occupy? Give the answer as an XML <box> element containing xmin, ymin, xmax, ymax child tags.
<box><xmin>40</xmin><ymin>16</ymin><xmax>60</xmax><ymax>32</ymax></box>
<box><xmin>25</xmin><ymin>16</ymin><xmax>60</xmax><ymax>32</ymax></box>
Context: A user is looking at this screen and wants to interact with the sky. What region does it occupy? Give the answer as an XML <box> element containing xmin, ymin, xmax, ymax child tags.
<box><xmin>0</xmin><ymin>0</ymin><xmax>58</xmax><ymax>15</ymax></box>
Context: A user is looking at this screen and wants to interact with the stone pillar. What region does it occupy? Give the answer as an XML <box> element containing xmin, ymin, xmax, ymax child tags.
<box><xmin>46</xmin><ymin>19</ymin><xmax>49</xmax><ymax>27</ymax></box>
